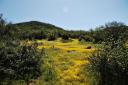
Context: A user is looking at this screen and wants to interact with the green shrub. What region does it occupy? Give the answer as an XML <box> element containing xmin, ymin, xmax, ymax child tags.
<box><xmin>15</xmin><ymin>45</ymin><xmax>42</xmax><ymax>85</ymax></box>
<box><xmin>79</xmin><ymin>35</ymin><xmax>94</xmax><ymax>42</ymax></box>
<box><xmin>48</xmin><ymin>33</ymin><xmax>57</xmax><ymax>41</ymax></box>
<box><xmin>62</xmin><ymin>34</ymin><xmax>69</xmax><ymax>40</ymax></box>
<box><xmin>89</xmin><ymin>38</ymin><xmax>128</xmax><ymax>85</ymax></box>
<box><xmin>0</xmin><ymin>42</ymin><xmax>43</xmax><ymax>85</ymax></box>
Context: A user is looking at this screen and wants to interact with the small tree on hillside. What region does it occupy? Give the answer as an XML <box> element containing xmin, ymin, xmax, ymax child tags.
<box><xmin>62</xmin><ymin>34</ymin><xmax>69</xmax><ymax>40</ymax></box>
<box><xmin>48</xmin><ymin>33</ymin><xmax>57</xmax><ymax>41</ymax></box>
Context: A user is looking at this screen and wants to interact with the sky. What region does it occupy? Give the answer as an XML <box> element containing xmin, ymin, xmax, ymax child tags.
<box><xmin>0</xmin><ymin>0</ymin><xmax>128</xmax><ymax>30</ymax></box>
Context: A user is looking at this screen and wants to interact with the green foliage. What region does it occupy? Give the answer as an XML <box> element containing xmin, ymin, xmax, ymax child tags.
<box><xmin>14</xmin><ymin>21</ymin><xmax>65</xmax><ymax>40</ymax></box>
<box><xmin>15</xmin><ymin>45</ymin><xmax>42</xmax><ymax>84</ymax></box>
<box><xmin>0</xmin><ymin>45</ymin><xmax>16</xmax><ymax>84</ymax></box>
<box><xmin>81</xmin><ymin>64</ymin><xmax>99</xmax><ymax>85</ymax></box>
<box><xmin>48</xmin><ymin>33</ymin><xmax>57</xmax><ymax>41</ymax></box>
<box><xmin>92</xmin><ymin>27</ymin><xmax>105</xmax><ymax>43</ymax></box>
<box><xmin>1</xmin><ymin>14</ymin><xmax>128</xmax><ymax>85</ymax></box>
<box><xmin>0</xmin><ymin>42</ymin><xmax>42</xmax><ymax>85</ymax></box>
<box><xmin>35</xmin><ymin>31</ymin><xmax>47</xmax><ymax>39</ymax></box>
<box><xmin>41</xmin><ymin>50</ymin><xmax>58</xmax><ymax>85</ymax></box>
<box><xmin>79</xmin><ymin>35</ymin><xmax>94</xmax><ymax>42</ymax></box>
<box><xmin>92</xmin><ymin>21</ymin><xmax>128</xmax><ymax>43</ymax></box>
<box><xmin>67</xmin><ymin>30</ymin><xmax>90</xmax><ymax>39</ymax></box>
<box><xmin>62</xmin><ymin>33</ymin><xmax>69</xmax><ymax>40</ymax></box>
<box><xmin>89</xmin><ymin>38</ymin><xmax>128</xmax><ymax>85</ymax></box>
<box><xmin>0</xmin><ymin>15</ymin><xmax>43</xmax><ymax>85</ymax></box>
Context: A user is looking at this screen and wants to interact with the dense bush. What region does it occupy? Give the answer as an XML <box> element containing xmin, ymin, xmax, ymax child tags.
<box><xmin>15</xmin><ymin>45</ymin><xmax>42</xmax><ymax>85</ymax></box>
<box><xmin>89</xmin><ymin>38</ymin><xmax>128</xmax><ymax>85</ymax></box>
<box><xmin>0</xmin><ymin>43</ymin><xmax>42</xmax><ymax>85</ymax></box>
<box><xmin>0</xmin><ymin>45</ymin><xmax>16</xmax><ymax>85</ymax></box>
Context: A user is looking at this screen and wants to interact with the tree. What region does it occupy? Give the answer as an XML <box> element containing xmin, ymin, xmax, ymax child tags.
<box><xmin>48</xmin><ymin>33</ymin><xmax>57</xmax><ymax>41</ymax></box>
<box><xmin>62</xmin><ymin>33</ymin><xmax>69</xmax><ymax>40</ymax></box>
<box><xmin>0</xmin><ymin>14</ymin><xmax>6</xmax><ymax>28</ymax></box>
<box><xmin>92</xmin><ymin>22</ymin><xmax>128</xmax><ymax>43</ymax></box>
<box><xmin>104</xmin><ymin>22</ymin><xmax>128</xmax><ymax>43</ymax></box>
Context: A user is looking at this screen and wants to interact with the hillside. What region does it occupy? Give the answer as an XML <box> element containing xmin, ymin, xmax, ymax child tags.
<box><xmin>14</xmin><ymin>21</ymin><xmax>64</xmax><ymax>31</ymax></box>
<box><xmin>11</xmin><ymin>21</ymin><xmax>66</xmax><ymax>40</ymax></box>
<box><xmin>11</xmin><ymin>21</ymin><xmax>90</xmax><ymax>40</ymax></box>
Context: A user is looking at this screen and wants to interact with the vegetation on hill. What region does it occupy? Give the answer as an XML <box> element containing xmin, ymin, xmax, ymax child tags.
<box><xmin>0</xmin><ymin>14</ymin><xmax>128</xmax><ymax>85</ymax></box>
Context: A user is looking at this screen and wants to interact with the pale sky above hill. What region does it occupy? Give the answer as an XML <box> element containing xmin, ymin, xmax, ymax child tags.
<box><xmin>0</xmin><ymin>0</ymin><xmax>128</xmax><ymax>30</ymax></box>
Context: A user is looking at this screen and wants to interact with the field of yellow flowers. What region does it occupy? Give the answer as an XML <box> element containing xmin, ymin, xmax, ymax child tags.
<box><xmin>28</xmin><ymin>39</ymin><xmax>96</xmax><ymax>85</ymax></box>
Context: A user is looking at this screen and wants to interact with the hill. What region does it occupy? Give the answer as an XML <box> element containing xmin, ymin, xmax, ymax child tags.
<box><xmin>14</xmin><ymin>21</ymin><xmax>64</xmax><ymax>31</ymax></box>
<box><xmin>12</xmin><ymin>21</ymin><xmax>89</xmax><ymax>40</ymax></box>
<box><xmin>12</xmin><ymin>21</ymin><xmax>66</xmax><ymax>40</ymax></box>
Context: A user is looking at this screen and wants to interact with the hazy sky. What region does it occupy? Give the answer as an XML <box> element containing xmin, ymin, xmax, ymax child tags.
<box><xmin>0</xmin><ymin>0</ymin><xmax>128</xmax><ymax>30</ymax></box>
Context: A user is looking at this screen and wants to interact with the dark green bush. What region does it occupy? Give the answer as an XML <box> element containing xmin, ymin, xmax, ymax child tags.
<box><xmin>15</xmin><ymin>45</ymin><xmax>42</xmax><ymax>85</ymax></box>
<box><xmin>62</xmin><ymin>34</ymin><xmax>69</xmax><ymax>40</ymax></box>
<box><xmin>0</xmin><ymin>43</ymin><xmax>42</xmax><ymax>85</ymax></box>
<box><xmin>89</xmin><ymin>38</ymin><xmax>128</xmax><ymax>85</ymax></box>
